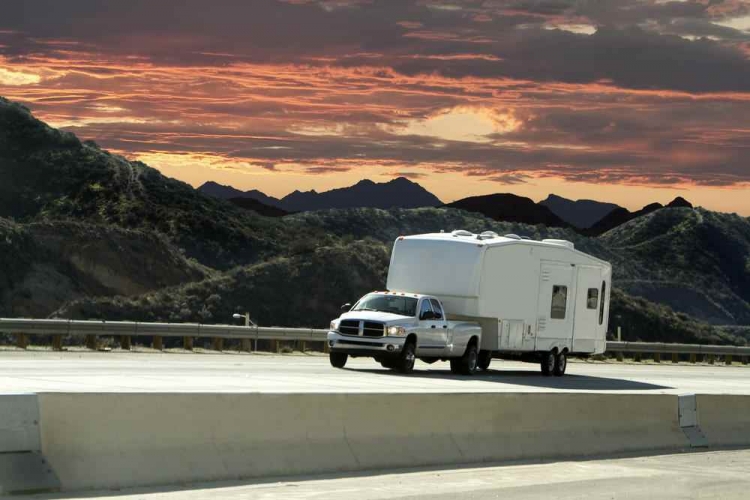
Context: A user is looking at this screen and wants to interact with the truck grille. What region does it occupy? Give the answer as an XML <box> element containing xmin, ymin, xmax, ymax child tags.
<box><xmin>363</xmin><ymin>322</ymin><xmax>385</xmax><ymax>337</ymax></box>
<box><xmin>337</xmin><ymin>320</ymin><xmax>385</xmax><ymax>337</ymax></box>
<box><xmin>338</xmin><ymin>320</ymin><xmax>360</xmax><ymax>336</ymax></box>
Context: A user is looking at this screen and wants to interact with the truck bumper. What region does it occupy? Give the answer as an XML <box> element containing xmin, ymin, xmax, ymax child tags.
<box><xmin>327</xmin><ymin>331</ymin><xmax>406</xmax><ymax>357</ymax></box>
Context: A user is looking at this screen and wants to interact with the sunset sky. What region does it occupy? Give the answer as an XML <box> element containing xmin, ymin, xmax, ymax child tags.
<box><xmin>1</xmin><ymin>0</ymin><xmax>749</xmax><ymax>214</ymax></box>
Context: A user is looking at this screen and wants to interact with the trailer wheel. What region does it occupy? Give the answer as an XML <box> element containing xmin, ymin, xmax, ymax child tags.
<box><xmin>396</xmin><ymin>342</ymin><xmax>416</xmax><ymax>374</ymax></box>
<box><xmin>541</xmin><ymin>351</ymin><xmax>555</xmax><ymax>376</ymax></box>
<box><xmin>477</xmin><ymin>350</ymin><xmax>492</xmax><ymax>371</ymax></box>
<box><xmin>553</xmin><ymin>351</ymin><xmax>567</xmax><ymax>376</ymax></box>
<box><xmin>330</xmin><ymin>352</ymin><xmax>348</xmax><ymax>369</ymax></box>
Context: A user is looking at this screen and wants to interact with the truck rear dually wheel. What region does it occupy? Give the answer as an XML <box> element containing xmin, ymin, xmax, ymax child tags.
<box><xmin>329</xmin><ymin>352</ymin><xmax>348</xmax><ymax>369</ymax></box>
<box><xmin>541</xmin><ymin>351</ymin><xmax>555</xmax><ymax>376</ymax></box>
<box><xmin>477</xmin><ymin>350</ymin><xmax>492</xmax><ymax>371</ymax></box>
<box><xmin>452</xmin><ymin>343</ymin><xmax>478</xmax><ymax>375</ymax></box>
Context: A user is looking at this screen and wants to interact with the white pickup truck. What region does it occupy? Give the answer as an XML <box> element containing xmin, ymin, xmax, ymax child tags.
<box><xmin>327</xmin><ymin>292</ymin><xmax>482</xmax><ymax>374</ymax></box>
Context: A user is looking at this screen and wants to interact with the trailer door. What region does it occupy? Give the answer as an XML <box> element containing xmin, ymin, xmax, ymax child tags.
<box><xmin>536</xmin><ymin>261</ymin><xmax>574</xmax><ymax>351</ymax></box>
<box><xmin>572</xmin><ymin>266</ymin><xmax>602</xmax><ymax>353</ymax></box>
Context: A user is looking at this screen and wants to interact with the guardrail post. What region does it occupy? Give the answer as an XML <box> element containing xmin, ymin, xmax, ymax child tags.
<box><xmin>183</xmin><ymin>336</ymin><xmax>193</xmax><ymax>351</ymax></box>
<box><xmin>270</xmin><ymin>339</ymin><xmax>278</xmax><ymax>353</ymax></box>
<box><xmin>211</xmin><ymin>337</ymin><xmax>223</xmax><ymax>352</ymax></box>
<box><xmin>52</xmin><ymin>334</ymin><xmax>62</xmax><ymax>351</ymax></box>
<box><xmin>323</xmin><ymin>341</ymin><xmax>330</xmax><ymax>354</ymax></box>
<box><xmin>689</xmin><ymin>353</ymin><xmax>697</xmax><ymax>364</ymax></box>
<box><xmin>300</xmin><ymin>341</ymin><xmax>307</xmax><ymax>353</ymax></box>
<box><xmin>653</xmin><ymin>352</ymin><xmax>660</xmax><ymax>363</ymax></box>
<box><xmin>672</xmin><ymin>353</ymin><xmax>679</xmax><ymax>364</ymax></box>
<box><xmin>152</xmin><ymin>336</ymin><xmax>163</xmax><ymax>351</ymax></box>
<box><xmin>16</xmin><ymin>333</ymin><xmax>28</xmax><ymax>349</ymax></box>
<box><xmin>241</xmin><ymin>339</ymin><xmax>251</xmax><ymax>352</ymax></box>
<box><xmin>743</xmin><ymin>356</ymin><xmax>748</xmax><ymax>366</ymax></box>
<box><xmin>120</xmin><ymin>335</ymin><xmax>131</xmax><ymax>350</ymax></box>
<box><xmin>708</xmin><ymin>354</ymin><xmax>715</xmax><ymax>365</ymax></box>
<box><xmin>85</xmin><ymin>335</ymin><xmax>97</xmax><ymax>350</ymax></box>
<box><xmin>725</xmin><ymin>354</ymin><xmax>733</xmax><ymax>366</ymax></box>
<box><xmin>616</xmin><ymin>352</ymin><xmax>624</xmax><ymax>362</ymax></box>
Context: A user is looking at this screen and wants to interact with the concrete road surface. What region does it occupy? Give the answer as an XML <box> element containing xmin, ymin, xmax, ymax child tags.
<box><xmin>1</xmin><ymin>350</ymin><xmax>748</xmax><ymax>394</ymax></box>
<box><xmin>10</xmin><ymin>450</ymin><xmax>750</xmax><ymax>499</ymax></box>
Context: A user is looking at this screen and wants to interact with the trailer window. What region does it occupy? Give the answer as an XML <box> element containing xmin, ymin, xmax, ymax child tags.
<box><xmin>587</xmin><ymin>288</ymin><xmax>599</xmax><ymax>309</ymax></box>
<box><xmin>550</xmin><ymin>285</ymin><xmax>568</xmax><ymax>319</ymax></box>
<box><xmin>429</xmin><ymin>299</ymin><xmax>444</xmax><ymax>320</ymax></box>
<box><xmin>599</xmin><ymin>281</ymin><xmax>607</xmax><ymax>325</ymax></box>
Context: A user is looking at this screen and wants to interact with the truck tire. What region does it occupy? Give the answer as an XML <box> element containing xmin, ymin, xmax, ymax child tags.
<box><xmin>553</xmin><ymin>351</ymin><xmax>567</xmax><ymax>376</ymax></box>
<box><xmin>457</xmin><ymin>343</ymin><xmax>479</xmax><ymax>375</ymax></box>
<box><xmin>397</xmin><ymin>342</ymin><xmax>416</xmax><ymax>374</ymax></box>
<box><xmin>478</xmin><ymin>350</ymin><xmax>492</xmax><ymax>371</ymax></box>
<box><xmin>329</xmin><ymin>352</ymin><xmax>348</xmax><ymax>369</ymax></box>
<box><xmin>449</xmin><ymin>359</ymin><xmax>461</xmax><ymax>374</ymax></box>
<box><xmin>541</xmin><ymin>351</ymin><xmax>555</xmax><ymax>376</ymax></box>
<box><xmin>380</xmin><ymin>359</ymin><xmax>395</xmax><ymax>370</ymax></box>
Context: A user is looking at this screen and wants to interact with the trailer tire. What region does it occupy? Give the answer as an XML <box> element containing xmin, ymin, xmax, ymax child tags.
<box><xmin>397</xmin><ymin>342</ymin><xmax>416</xmax><ymax>374</ymax></box>
<box><xmin>478</xmin><ymin>350</ymin><xmax>492</xmax><ymax>371</ymax></box>
<box><xmin>553</xmin><ymin>351</ymin><xmax>567</xmax><ymax>376</ymax></box>
<box><xmin>329</xmin><ymin>352</ymin><xmax>348</xmax><ymax>368</ymax></box>
<box><xmin>541</xmin><ymin>351</ymin><xmax>555</xmax><ymax>376</ymax></box>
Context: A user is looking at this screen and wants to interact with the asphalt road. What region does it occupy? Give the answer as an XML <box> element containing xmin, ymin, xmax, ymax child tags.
<box><xmin>1</xmin><ymin>350</ymin><xmax>749</xmax><ymax>394</ymax></box>
<box><xmin>9</xmin><ymin>450</ymin><xmax>750</xmax><ymax>499</ymax></box>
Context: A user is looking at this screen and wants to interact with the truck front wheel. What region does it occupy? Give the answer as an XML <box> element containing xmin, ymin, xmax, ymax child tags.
<box><xmin>397</xmin><ymin>342</ymin><xmax>416</xmax><ymax>374</ymax></box>
<box><xmin>329</xmin><ymin>352</ymin><xmax>348</xmax><ymax>369</ymax></box>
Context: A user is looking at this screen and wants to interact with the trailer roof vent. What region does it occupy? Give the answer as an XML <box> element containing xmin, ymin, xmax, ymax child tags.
<box><xmin>504</xmin><ymin>233</ymin><xmax>522</xmax><ymax>240</ymax></box>
<box><xmin>451</xmin><ymin>230</ymin><xmax>473</xmax><ymax>237</ymax></box>
<box><xmin>542</xmin><ymin>239</ymin><xmax>575</xmax><ymax>249</ymax></box>
<box><xmin>478</xmin><ymin>231</ymin><xmax>500</xmax><ymax>240</ymax></box>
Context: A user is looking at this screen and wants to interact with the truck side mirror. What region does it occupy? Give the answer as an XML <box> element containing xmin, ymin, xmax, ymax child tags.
<box><xmin>340</xmin><ymin>303</ymin><xmax>351</xmax><ymax>311</ymax></box>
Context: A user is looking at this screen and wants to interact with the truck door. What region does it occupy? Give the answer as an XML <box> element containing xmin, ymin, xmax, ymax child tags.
<box><xmin>572</xmin><ymin>266</ymin><xmax>602</xmax><ymax>353</ymax></box>
<box><xmin>429</xmin><ymin>298</ymin><xmax>451</xmax><ymax>355</ymax></box>
<box><xmin>536</xmin><ymin>262</ymin><xmax>575</xmax><ymax>352</ymax></box>
<box><xmin>416</xmin><ymin>298</ymin><xmax>445</xmax><ymax>356</ymax></box>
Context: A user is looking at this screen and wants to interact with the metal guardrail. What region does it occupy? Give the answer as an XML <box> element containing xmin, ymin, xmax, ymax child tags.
<box><xmin>606</xmin><ymin>341</ymin><xmax>750</xmax><ymax>357</ymax></box>
<box><xmin>0</xmin><ymin>318</ymin><xmax>748</xmax><ymax>361</ymax></box>
<box><xmin>0</xmin><ymin>318</ymin><xmax>327</xmax><ymax>341</ymax></box>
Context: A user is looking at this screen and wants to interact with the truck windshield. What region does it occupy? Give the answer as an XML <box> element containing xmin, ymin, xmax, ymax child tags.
<box><xmin>352</xmin><ymin>295</ymin><xmax>418</xmax><ymax>317</ymax></box>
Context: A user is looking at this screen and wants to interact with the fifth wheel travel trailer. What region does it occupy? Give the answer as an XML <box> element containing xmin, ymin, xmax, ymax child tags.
<box><xmin>327</xmin><ymin>230</ymin><xmax>611</xmax><ymax>376</ymax></box>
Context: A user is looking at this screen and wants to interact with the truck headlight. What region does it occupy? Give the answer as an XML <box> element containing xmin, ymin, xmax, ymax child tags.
<box><xmin>330</xmin><ymin>320</ymin><xmax>339</xmax><ymax>331</ymax></box>
<box><xmin>387</xmin><ymin>326</ymin><xmax>407</xmax><ymax>336</ymax></box>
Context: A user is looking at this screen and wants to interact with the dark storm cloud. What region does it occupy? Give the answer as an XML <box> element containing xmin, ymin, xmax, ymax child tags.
<box><xmin>3</xmin><ymin>0</ymin><xmax>750</xmax><ymax>93</ymax></box>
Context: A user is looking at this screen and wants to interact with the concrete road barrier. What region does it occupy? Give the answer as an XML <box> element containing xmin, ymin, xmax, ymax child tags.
<box><xmin>0</xmin><ymin>395</ymin><xmax>59</xmax><ymax>495</ymax></box>
<box><xmin>37</xmin><ymin>392</ymin><xmax>690</xmax><ymax>492</ymax></box>
<box><xmin>696</xmin><ymin>395</ymin><xmax>750</xmax><ymax>448</ymax></box>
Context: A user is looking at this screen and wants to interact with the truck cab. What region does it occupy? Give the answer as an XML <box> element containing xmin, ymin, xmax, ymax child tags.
<box><xmin>327</xmin><ymin>291</ymin><xmax>482</xmax><ymax>374</ymax></box>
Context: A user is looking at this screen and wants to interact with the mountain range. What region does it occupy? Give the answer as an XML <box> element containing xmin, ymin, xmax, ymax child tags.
<box><xmin>1</xmin><ymin>96</ymin><xmax>748</xmax><ymax>346</ymax></box>
<box><xmin>539</xmin><ymin>194</ymin><xmax>620</xmax><ymax>229</ymax></box>
<box><xmin>198</xmin><ymin>177</ymin><xmax>442</xmax><ymax>212</ymax></box>
<box><xmin>201</xmin><ymin>179</ymin><xmax>696</xmax><ymax>237</ymax></box>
